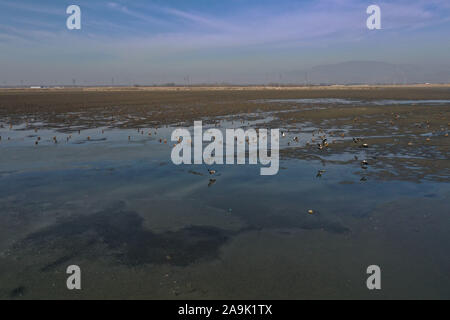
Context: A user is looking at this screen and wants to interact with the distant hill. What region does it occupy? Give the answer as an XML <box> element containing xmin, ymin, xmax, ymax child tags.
<box><xmin>285</xmin><ymin>61</ymin><xmax>450</xmax><ymax>85</ymax></box>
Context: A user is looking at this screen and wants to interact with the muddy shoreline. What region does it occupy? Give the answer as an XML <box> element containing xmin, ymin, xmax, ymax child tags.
<box><xmin>1</xmin><ymin>86</ymin><xmax>450</xmax><ymax>125</ymax></box>
<box><xmin>1</xmin><ymin>86</ymin><xmax>449</xmax><ymax>299</ymax></box>
<box><xmin>1</xmin><ymin>86</ymin><xmax>448</xmax><ymax>183</ymax></box>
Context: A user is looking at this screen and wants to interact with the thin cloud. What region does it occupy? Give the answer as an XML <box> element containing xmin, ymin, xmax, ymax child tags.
<box><xmin>0</xmin><ymin>0</ymin><xmax>61</xmax><ymax>15</ymax></box>
<box><xmin>154</xmin><ymin>6</ymin><xmax>241</xmax><ymax>32</ymax></box>
<box><xmin>106</xmin><ymin>2</ymin><xmax>168</xmax><ymax>26</ymax></box>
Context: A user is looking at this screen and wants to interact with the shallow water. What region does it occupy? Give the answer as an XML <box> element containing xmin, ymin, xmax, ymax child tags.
<box><xmin>257</xmin><ymin>98</ymin><xmax>450</xmax><ymax>105</ymax></box>
<box><xmin>0</xmin><ymin>113</ymin><xmax>449</xmax><ymax>299</ymax></box>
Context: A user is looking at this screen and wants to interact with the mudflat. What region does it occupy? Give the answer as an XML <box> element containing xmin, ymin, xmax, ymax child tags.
<box><xmin>1</xmin><ymin>85</ymin><xmax>449</xmax><ymax>182</ymax></box>
<box><xmin>0</xmin><ymin>85</ymin><xmax>449</xmax><ymax>299</ymax></box>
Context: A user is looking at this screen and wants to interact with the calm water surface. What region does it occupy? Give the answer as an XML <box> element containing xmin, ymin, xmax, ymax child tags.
<box><xmin>0</xmin><ymin>111</ymin><xmax>449</xmax><ymax>299</ymax></box>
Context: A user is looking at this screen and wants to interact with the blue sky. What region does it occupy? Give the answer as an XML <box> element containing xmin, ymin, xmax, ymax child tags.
<box><xmin>1</xmin><ymin>0</ymin><xmax>450</xmax><ymax>85</ymax></box>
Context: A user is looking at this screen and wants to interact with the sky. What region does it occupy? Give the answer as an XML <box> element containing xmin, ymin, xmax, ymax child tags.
<box><xmin>0</xmin><ymin>0</ymin><xmax>450</xmax><ymax>85</ymax></box>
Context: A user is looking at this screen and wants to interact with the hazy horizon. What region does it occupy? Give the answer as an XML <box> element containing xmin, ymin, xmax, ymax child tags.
<box><xmin>1</xmin><ymin>0</ymin><xmax>450</xmax><ymax>85</ymax></box>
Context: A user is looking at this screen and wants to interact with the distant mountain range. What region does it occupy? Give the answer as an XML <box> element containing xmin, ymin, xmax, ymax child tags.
<box><xmin>284</xmin><ymin>61</ymin><xmax>450</xmax><ymax>85</ymax></box>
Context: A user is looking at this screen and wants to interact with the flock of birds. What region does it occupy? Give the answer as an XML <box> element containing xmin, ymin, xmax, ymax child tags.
<box><xmin>3</xmin><ymin>112</ymin><xmax>447</xmax><ymax>216</ymax></box>
<box><xmin>280</xmin><ymin>127</ymin><xmax>372</xmax><ymax>175</ymax></box>
<box><xmin>279</xmin><ymin>127</ymin><xmax>375</xmax><ymax>215</ymax></box>
<box><xmin>0</xmin><ymin>125</ymin><xmax>169</xmax><ymax>146</ymax></box>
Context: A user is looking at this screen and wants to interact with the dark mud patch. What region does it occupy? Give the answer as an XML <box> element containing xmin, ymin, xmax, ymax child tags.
<box><xmin>13</xmin><ymin>197</ymin><xmax>351</xmax><ymax>273</ymax></box>
<box><xmin>18</xmin><ymin>201</ymin><xmax>234</xmax><ymax>269</ymax></box>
